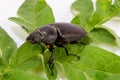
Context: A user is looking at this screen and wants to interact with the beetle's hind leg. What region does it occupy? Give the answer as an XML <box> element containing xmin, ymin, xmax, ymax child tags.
<box><xmin>62</xmin><ymin>45</ymin><xmax>80</xmax><ymax>60</ymax></box>
<box><xmin>56</xmin><ymin>44</ymin><xmax>80</xmax><ymax>60</ymax></box>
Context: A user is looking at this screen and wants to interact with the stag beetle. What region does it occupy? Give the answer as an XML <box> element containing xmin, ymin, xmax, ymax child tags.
<box><xmin>26</xmin><ymin>22</ymin><xmax>86</xmax><ymax>69</ymax></box>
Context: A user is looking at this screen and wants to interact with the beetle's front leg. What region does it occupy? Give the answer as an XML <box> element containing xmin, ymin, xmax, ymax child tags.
<box><xmin>46</xmin><ymin>44</ymin><xmax>55</xmax><ymax>75</ymax></box>
<box><xmin>48</xmin><ymin>45</ymin><xmax>54</xmax><ymax>65</ymax></box>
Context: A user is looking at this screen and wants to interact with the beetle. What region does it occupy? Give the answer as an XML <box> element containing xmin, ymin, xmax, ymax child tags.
<box><xmin>26</xmin><ymin>22</ymin><xmax>86</xmax><ymax>67</ymax></box>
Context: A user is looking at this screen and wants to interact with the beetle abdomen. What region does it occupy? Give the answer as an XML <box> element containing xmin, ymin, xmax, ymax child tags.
<box><xmin>50</xmin><ymin>23</ymin><xmax>86</xmax><ymax>43</ymax></box>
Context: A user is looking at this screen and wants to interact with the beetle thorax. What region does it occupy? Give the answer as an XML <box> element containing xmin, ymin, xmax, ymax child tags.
<box><xmin>39</xmin><ymin>26</ymin><xmax>58</xmax><ymax>44</ymax></box>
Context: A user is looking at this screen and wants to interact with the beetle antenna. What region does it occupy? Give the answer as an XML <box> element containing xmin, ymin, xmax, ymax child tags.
<box><xmin>21</xmin><ymin>26</ymin><xmax>29</xmax><ymax>33</ymax></box>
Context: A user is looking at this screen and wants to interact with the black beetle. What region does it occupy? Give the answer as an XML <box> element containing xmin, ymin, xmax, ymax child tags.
<box><xmin>26</xmin><ymin>22</ymin><xmax>86</xmax><ymax>65</ymax></box>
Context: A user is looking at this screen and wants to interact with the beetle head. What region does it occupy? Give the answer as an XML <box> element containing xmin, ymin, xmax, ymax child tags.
<box><xmin>26</xmin><ymin>30</ymin><xmax>44</xmax><ymax>44</ymax></box>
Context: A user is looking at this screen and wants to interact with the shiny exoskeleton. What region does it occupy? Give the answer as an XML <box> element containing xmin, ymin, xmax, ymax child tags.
<box><xmin>26</xmin><ymin>22</ymin><xmax>86</xmax><ymax>68</ymax></box>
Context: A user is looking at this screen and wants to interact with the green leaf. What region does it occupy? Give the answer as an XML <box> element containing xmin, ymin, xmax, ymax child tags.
<box><xmin>105</xmin><ymin>61</ymin><xmax>120</xmax><ymax>74</ymax></box>
<box><xmin>71</xmin><ymin>0</ymin><xmax>94</xmax><ymax>15</ymax></box>
<box><xmin>9</xmin><ymin>42</ymin><xmax>43</xmax><ymax>71</ymax></box>
<box><xmin>89</xmin><ymin>0</ymin><xmax>120</xmax><ymax>30</ymax></box>
<box><xmin>9</xmin><ymin>41</ymin><xmax>58</xmax><ymax>79</ymax></box>
<box><xmin>71</xmin><ymin>0</ymin><xmax>120</xmax><ymax>32</ymax></box>
<box><xmin>71</xmin><ymin>0</ymin><xmax>94</xmax><ymax>32</ymax></box>
<box><xmin>0</xmin><ymin>27</ymin><xmax>17</xmax><ymax>64</ymax></box>
<box><xmin>113</xmin><ymin>0</ymin><xmax>120</xmax><ymax>17</ymax></box>
<box><xmin>9</xmin><ymin>0</ymin><xmax>55</xmax><ymax>33</ymax></box>
<box><xmin>89</xmin><ymin>25</ymin><xmax>120</xmax><ymax>46</ymax></box>
<box><xmin>0</xmin><ymin>57</ymin><xmax>6</xmax><ymax>72</ymax></box>
<box><xmin>3</xmin><ymin>69</ymin><xmax>46</xmax><ymax>80</ymax></box>
<box><xmin>116</xmin><ymin>13</ymin><xmax>120</xmax><ymax>17</ymax></box>
<box><xmin>54</xmin><ymin>45</ymin><xmax>120</xmax><ymax>80</ymax></box>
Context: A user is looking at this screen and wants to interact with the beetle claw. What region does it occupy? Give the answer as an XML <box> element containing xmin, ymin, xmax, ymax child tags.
<box><xmin>48</xmin><ymin>61</ymin><xmax>54</xmax><ymax>75</ymax></box>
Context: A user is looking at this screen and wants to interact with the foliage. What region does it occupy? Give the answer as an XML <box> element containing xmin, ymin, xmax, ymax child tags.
<box><xmin>0</xmin><ymin>0</ymin><xmax>120</xmax><ymax>80</ymax></box>
<box><xmin>71</xmin><ymin>0</ymin><xmax>120</xmax><ymax>47</ymax></box>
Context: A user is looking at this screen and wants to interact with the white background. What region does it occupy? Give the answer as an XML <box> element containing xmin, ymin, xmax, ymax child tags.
<box><xmin>0</xmin><ymin>0</ymin><xmax>120</xmax><ymax>55</ymax></box>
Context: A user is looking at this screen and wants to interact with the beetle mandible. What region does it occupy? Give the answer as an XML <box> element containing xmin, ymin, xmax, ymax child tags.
<box><xmin>26</xmin><ymin>22</ymin><xmax>86</xmax><ymax>65</ymax></box>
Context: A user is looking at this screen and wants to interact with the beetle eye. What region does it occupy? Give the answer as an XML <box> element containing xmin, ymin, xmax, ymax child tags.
<box><xmin>26</xmin><ymin>36</ymin><xmax>36</xmax><ymax>44</ymax></box>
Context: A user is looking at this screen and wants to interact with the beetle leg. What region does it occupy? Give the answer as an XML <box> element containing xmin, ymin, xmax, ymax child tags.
<box><xmin>46</xmin><ymin>44</ymin><xmax>55</xmax><ymax>64</ymax></box>
<box><xmin>48</xmin><ymin>46</ymin><xmax>54</xmax><ymax>65</ymax></box>
<box><xmin>46</xmin><ymin>44</ymin><xmax>54</xmax><ymax>75</ymax></box>
<box><xmin>56</xmin><ymin>44</ymin><xmax>80</xmax><ymax>60</ymax></box>
<box><xmin>62</xmin><ymin>44</ymin><xmax>69</xmax><ymax>56</ymax></box>
<box><xmin>62</xmin><ymin>44</ymin><xmax>80</xmax><ymax>60</ymax></box>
